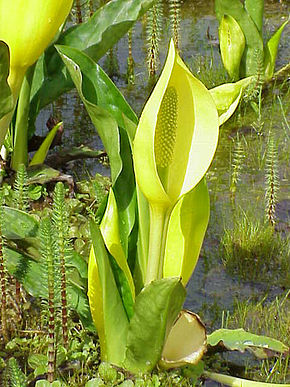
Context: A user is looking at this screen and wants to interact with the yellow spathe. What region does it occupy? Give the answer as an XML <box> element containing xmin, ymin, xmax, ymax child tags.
<box><xmin>0</xmin><ymin>0</ymin><xmax>73</xmax><ymax>145</ymax></box>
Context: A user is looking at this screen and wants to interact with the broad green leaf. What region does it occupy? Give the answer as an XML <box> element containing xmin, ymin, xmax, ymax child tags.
<box><xmin>215</xmin><ymin>0</ymin><xmax>263</xmax><ymax>77</ymax></box>
<box><xmin>219</xmin><ymin>15</ymin><xmax>245</xmax><ymax>80</ymax></box>
<box><xmin>5</xmin><ymin>247</ymin><xmax>94</xmax><ymax>330</ymax></box>
<box><xmin>0</xmin><ymin>41</ymin><xmax>13</xmax><ymax>119</ymax></box>
<box><xmin>89</xmin><ymin>221</ymin><xmax>129</xmax><ymax>365</ymax></box>
<box><xmin>160</xmin><ymin>310</ymin><xmax>206</xmax><ymax>369</ymax></box>
<box><xmin>244</xmin><ymin>0</ymin><xmax>264</xmax><ymax>33</ymax></box>
<box><xmin>2</xmin><ymin>207</ymin><xmax>39</xmax><ymax>239</ymax></box>
<box><xmin>58</xmin><ymin>46</ymin><xmax>137</xmax><ymax>260</ymax></box>
<box><xmin>56</xmin><ymin>47</ymin><xmax>121</xmax><ymax>185</ymax></box>
<box><xmin>204</xmin><ymin>371</ymin><xmax>290</xmax><ymax>387</ymax></box>
<box><xmin>100</xmin><ymin>188</ymin><xmax>135</xmax><ymax>316</ymax></box>
<box><xmin>35</xmin><ymin>381</ymin><xmax>63</xmax><ymax>387</ymax></box>
<box><xmin>134</xmin><ymin>185</ymin><xmax>150</xmax><ymax>293</ymax></box>
<box><xmin>210</xmin><ymin>77</ymin><xmax>252</xmax><ymax>125</ymax></box>
<box><xmin>55</xmin><ymin>45</ymin><xmax>137</xmax><ymax>128</ymax></box>
<box><xmin>123</xmin><ymin>277</ymin><xmax>186</xmax><ymax>373</ymax></box>
<box><xmin>264</xmin><ymin>20</ymin><xmax>288</xmax><ymax>80</ymax></box>
<box><xmin>29</xmin><ymin>0</ymin><xmax>155</xmax><ymax>126</ymax></box>
<box><xmin>207</xmin><ymin>328</ymin><xmax>289</xmax><ymax>358</ymax></box>
<box><xmin>163</xmin><ymin>178</ymin><xmax>209</xmax><ymax>286</ymax></box>
<box><xmin>29</xmin><ymin>121</ymin><xmax>63</xmax><ymax>166</ymax></box>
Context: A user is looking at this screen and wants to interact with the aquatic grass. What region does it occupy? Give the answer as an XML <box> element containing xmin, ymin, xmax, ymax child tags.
<box><xmin>225</xmin><ymin>292</ymin><xmax>290</xmax><ymax>384</ymax></box>
<box><xmin>221</xmin><ymin>212</ymin><xmax>289</xmax><ymax>284</ymax></box>
<box><xmin>188</xmin><ymin>53</ymin><xmax>228</xmax><ymax>90</ymax></box>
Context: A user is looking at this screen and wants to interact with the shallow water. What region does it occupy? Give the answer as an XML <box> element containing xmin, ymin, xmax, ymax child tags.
<box><xmin>38</xmin><ymin>0</ymin><xmax>289</xmax><ymax>341</ymax></box>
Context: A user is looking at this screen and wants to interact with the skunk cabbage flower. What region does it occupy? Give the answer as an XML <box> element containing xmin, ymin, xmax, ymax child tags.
<box><xmin>133</xmin><ymin>40</ymin><xmax>219</xmax><ymax>284</ymax></box>
<box><xmin>0</xmin><ymin>0</ymin><xmax>73</xmax><ymax>143</ymax></box>
<box><xmin>133</xmin><ymin>40</ymin><xmax>219</xmax><ymax>210</ymax></box>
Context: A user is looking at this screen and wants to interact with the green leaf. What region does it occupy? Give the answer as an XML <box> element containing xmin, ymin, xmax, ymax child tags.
<box><xmin>0</xmin><ymin>41</ymin><xmax>13</xmax><ymax>120</ymax></box>
<box><xmin>2</xmin><ymin>207</ymin><xmax>39</xmax><ymax>239</ymax></box>
<box><xmin>163</xmin><ymin>178</ymin><xmax>210</xmax><ymax>286</ymax></box>
<box><xmin>207</xmin><ymin>328</ymin><xmax>289</xmax><ymax>358</ymax></box>
<box><xmin>204</xmin><ymin>371</ymin><xmax>290</xmax><ymax>387</ymax></box>
<box><xmin>123</xmin><ymin>277</ymin><xmax>186</xmax><ymax>373</ymax></box>
<box><xmin>215</xmin><ymin>0</ymin><xmax>263</xmax><ymax>77</ymax></box>
<box><xmin>58</xmin><ymin>45</ymin><xmax>137</xmax><ymax>261</ymax></box>
<box><xmin>210</xmin><ymin>77</ymin><xmax>252</xmax><ymax>126</ymax></box>
<box><xmin>219</xmin><ymin>15</ymin><xmax>245</xmax><ymax>80</ymax></box>
<box><xmin>100</xmin><ymin>188</ymin><xmax>135</xmax><ymax>318</ymax></box>
<box><xmin>89</xmin><ymin>221</ymin><xmax>129</xmax><ymax>365</ymax></box>
<box><xmin>264</xmin><ymin>19</ymin><xmax>288</xmax><ymax>80</ymax></box>
<box><xmin>29</xmin><ymin>0</ymin><xmax>154</xmax><ymax>127</ymax></box>
<box><xmin>244</xmin><ymin>0</ymin><xmax>264</xmax><ymax>33</ymax></box>
<box><xmin>5</xmin><ymin>247</ymin><xmax>94</xmax><ymax>331</ymax></box>
<box><xmin>29</xmin><ymin>121</ymin><xmax>63</xmax><ymax>166</ymax></box>
<box><xmin>35</xmin><ymin>381</ymin><xmax>63</xmax><ymax>387</ymax></box>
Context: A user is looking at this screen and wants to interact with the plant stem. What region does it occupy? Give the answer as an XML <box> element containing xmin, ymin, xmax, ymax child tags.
<box><xmin>0</xmin><ymin>205</ymin><xmax>9</xmax><ymax>343</ymax></box>
<box><xmin>145</xmin><ymin>204</ymin><xmax>170</xmax><ymax>285</ymax></box>
<box><xmin>11</xmin><ymin>65</ymin><xmax>35</xmax><ymax>170</ymax></box>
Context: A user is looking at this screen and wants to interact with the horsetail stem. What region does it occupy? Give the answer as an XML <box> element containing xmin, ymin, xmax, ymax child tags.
<box><xmin>154</xmin><ymin>86</ymin><xmax>178</xmax><ymax>168</ymax></box>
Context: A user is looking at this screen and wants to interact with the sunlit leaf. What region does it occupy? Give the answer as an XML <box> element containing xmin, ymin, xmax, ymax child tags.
<box><xmin>204</xmin><ymin>371</ymin><xmax>289</xmax><ymax>387</ymax></box>
<box><xmin>219</xmin><ymin>14</ymin><xmax>245</xmax><ymax>80</ymax></box>
<box><xmin>215</xmin><ymin>0</ymin><xmax>263</xmax><ymax>77</ymax></box>
<box><xmin>2</xmin><ymin>207</ymin><xmax>38</xmax><ymax>239</ymax></box>
<box><xmin>89</xmin><ymin>221</ymin><xmax>129</xmax><ymax>365</ymax></box>
<box><xmin>29</xmin><ymin>121</ymin><xmax>63</xmax><ymax>166</ymax></box>
<box><xmin>0</xmin><ymin>41</ymin><xmax>13</xmax><ymax>120</ymax></box>
<box><xmin>100</xmin><ymin>188</ymin><xmax>135</xmax><ymax>318</ymax></box>
<box><xmin>210</xmin><ymin>77</ymin><xmax>252</xmax><ymax>125</ymax></box>
<box><xmin>207</xmin><ymin>328</ymin><xmax>289</xmax><ymax>358</ymax></box>
<box><xmin>123</xmin><ymin>277</ymin><xmax>186</xmax><ymax>373</ymax></box>
<box><xmin>160</xmin><ymin>310</ymin><xmax>206</xmax><ymax>369</ymax></box>
<box><xmin>163</xmin><ymin>178</ymin><xmax>209</xmax><ymax>286</ymax></box>
<box><xmin>244</xmin><ymin>0</ymin><xmax>264</xmax><ymax>33</ymax></box>
<box><xmin>58</xmin><ymin>46</ymin><xmax>137</xmax><ymax>257</ymax></box>
<box><xmin>264</xmin><ymin>19</ymin><xmax>289</xmax><ymax>80</ymax></box>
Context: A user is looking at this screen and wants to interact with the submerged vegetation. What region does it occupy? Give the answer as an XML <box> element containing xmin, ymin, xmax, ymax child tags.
<box><xmin>0</xmin><ymin>0</ymin><xmax>289</xmax><ymax>386</ymax></box>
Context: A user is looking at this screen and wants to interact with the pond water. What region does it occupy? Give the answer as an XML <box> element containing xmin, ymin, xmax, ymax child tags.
<box><xmin>36</xmin><ymin>0</ymin><xmax>289</xmax><ymax>378</ymax></box>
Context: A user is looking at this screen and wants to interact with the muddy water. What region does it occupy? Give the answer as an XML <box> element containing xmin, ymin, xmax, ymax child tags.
<box><xmin>38</xmin><ymin>0</ymin><xmax>289</xmax><ymax>334</ymax></box>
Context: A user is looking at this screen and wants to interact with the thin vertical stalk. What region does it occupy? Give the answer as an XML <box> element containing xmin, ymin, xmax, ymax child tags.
<box><xmin>53</xmin><ymin>183</ymin><xmax>69</xmax><ymax>349</ymax></box>
<box><xmin>127</xmin><ymin>28</ymin><xmax>135</xmax><ymax>85</ymax></box>
<box><xmin>75</xmin><ymin>0</ymin><xmax>83</xmax><ymax>23</ymax></box>
<box><xmin>0</xmin><ymin>196</ymin><xmax>9</xmax><ymax>343</ymax></box>
<box><xmin>169</xmin><ymin>0</ymin><xmax>181</xmax><ymax>51</ymax></box>
<box><xmin>11</xmin><ymin>65</ymin><xmax>35</xmax><ymax>170</ymax></box>
<box><xmin>265</xmin><ymin>132</ymin><xmax>279</xmax><ymax>226</ymax></box>
<box><xmin>89</xmin><ymin>0</ymin><xmax>94</xmax><ymax>17</ymax></box>
<box><xmin>146</xmin><ymin>0</ymin><xmax>163</xmax><ymax>80</ymax></box>
<box><xmin>40</xmin><ymin>218</ymin><xmax>56</xmax><ymax>384</ymax></box>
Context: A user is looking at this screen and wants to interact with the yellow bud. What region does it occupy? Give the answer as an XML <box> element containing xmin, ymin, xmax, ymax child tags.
<box><xmin>0</xmin><ymin>0</ymin><xmax>73</xmax><ymax>72</ymax></box>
